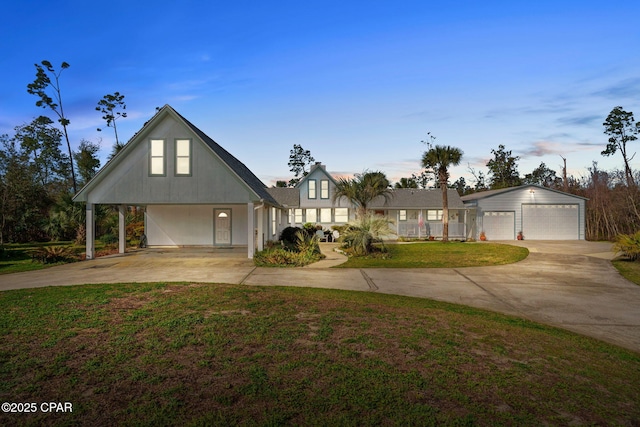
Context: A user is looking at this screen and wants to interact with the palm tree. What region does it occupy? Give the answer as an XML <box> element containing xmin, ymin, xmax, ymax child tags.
<box><xmin>422</xmin><ymin>145</ymin><xmax>463</xmax><ymax>242</ymax></box>
<box><xmin>332</xmin><ymin>170</ymin><xmax>392</xmax><ymax>217</ymax></box>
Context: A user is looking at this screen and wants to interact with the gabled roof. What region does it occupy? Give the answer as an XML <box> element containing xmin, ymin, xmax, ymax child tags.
<box><xmin>74</xmin><ymin>105</ymin><xmax>278</xmax><ymax>206</ymax></box>
<box><xmin>295</xmin><ymin>162</ymin><xmax>338</xmax><ymax>188</ymax></box>
<box><xmin>460</xmin><ymin>184</ymin><xmax>587</xmax><ymax>202</ymax></box>
<box><xmin>370</xmin><ymin>188</ymin><xmax>465</xmax><ymax>209</ymax></box>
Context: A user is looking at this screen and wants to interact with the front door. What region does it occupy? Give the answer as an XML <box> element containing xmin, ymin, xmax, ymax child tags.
<box><xmin>214</xmin><ymin>209</ymin><xmax>231</xmax><ymax>245</ymax></box>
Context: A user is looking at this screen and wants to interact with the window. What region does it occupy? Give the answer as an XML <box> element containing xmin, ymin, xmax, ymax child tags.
<box><xmin>308</xmin><ymin>180</ymin><xmax>317</xmax><ymax>199</ymax></box>
<box><xmin>149</xmin><ymin>139</ymin><xmax>165</xmax><ymax>176</ymax></box>
<box><xmin>399</xmin><ymin>210</ymin><xmax>407</xmax><ymax>221</ymax></box>
<box><xmin>320</xmin><ymin>208</ymin><xmax>332</xmax><ymax>223</ymax></box>
<box><xmin>427</xmin><ymin>210</ymin><xmax>443</xmax><ymax>220</ymax></box>
<box><xmin>294</xmin><ymin>209</ymin><xmax>303</xmax><ymax>224</ymax></box>
<box><xmin>320</xmin><ymin>180</ymin><xmax>329</xmax><ymax>199</ymax></box>
<box><xmin>334</xmin><ymin>208</ymin><xmax>348</xmax><ymax>223</ymax></box>
<box><xmin>175</xmin><ymin>139</ymin><xmax>191</xmax><ymax>175</ymax></box>
<box><xmin>306</xmin><ymin>208</ymin><xmax>317</xmax><ymax>223</ymax></box>
<box><xmin>271</xmin><ymin>207</ymin><xmax>276</xmax><ymax>236</ymax></box>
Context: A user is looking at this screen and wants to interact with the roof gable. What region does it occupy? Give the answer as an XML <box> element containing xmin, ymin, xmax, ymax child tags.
<box><xmin>74</xmin><ymin>105</ymin><xmax>278</xmax><ymax>206</ymax></box>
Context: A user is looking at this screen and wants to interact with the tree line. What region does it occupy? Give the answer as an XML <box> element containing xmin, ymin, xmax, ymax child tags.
<box><xmin>0</xmin><ymin>60</ymin><xmax>127</xmax><ymax>244</ymax></box>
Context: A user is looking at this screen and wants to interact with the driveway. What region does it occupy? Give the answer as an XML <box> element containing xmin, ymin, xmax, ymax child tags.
<box><xmin>1</xmin><ymin>241</ymin><xmax>639</xmax><ymax>353</ymax></box>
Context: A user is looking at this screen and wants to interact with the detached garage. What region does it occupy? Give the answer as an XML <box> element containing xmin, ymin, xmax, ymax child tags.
<box><xmin>461</xmin><ymin>185</ymin><xmax>587</xmax><ymax>240</ymax></box>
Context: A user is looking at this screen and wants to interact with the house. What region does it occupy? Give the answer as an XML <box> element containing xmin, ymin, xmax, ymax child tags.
<box><xmin>266</xmin><ymin>162</ymin><xmax>469</xmax><ymax>239</ymax></box>
<box><xmin>73</xmin><ymin>105</ymin><xmax>287</xmax><ymax>259</ymax></box>
<box><xmin>74</xmin><ymin>106</ymin><xmax>585</xmax><ymax>260</ymax></box>
<box><xmin>461</xmin><ymin>185</ymin><xmax>587</xmax><ymax>240</ymax></box>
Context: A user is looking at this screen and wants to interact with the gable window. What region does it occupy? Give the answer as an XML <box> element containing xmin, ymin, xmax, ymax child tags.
<box><xmin>427</xmin><ymin>209</ymin><xmax>443</xmax><ymax>220</ymax></box>
<box><xmin>399</xmin><ymin>210</ymin><xmax>407</xmax><ymax>221</ymax></box>
<box><xmin>149</xmin><ymin>139</ymin><xmax>166</xmax><ymax>176</ymax></box>
<box><xmin>320</xmin><ymin>180</ymin><xmax>329</xmax><ymax>199</ymax></box>
<box><xmin>308</xmin><ymin>180</ymin><xmax>317</xmax><ymax>199</ymax></box>
<box><xmin>175</xmin><ymin>139</ymin><xmax>191</xmax><ymax>176</ymax></box>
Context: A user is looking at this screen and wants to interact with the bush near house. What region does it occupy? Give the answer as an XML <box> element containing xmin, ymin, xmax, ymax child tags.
<box><xmin>255</xmin><ymin>230</ymin><xmax>324</xmax><ymax>267</ymax></box>
<box><xmin>339</xmin><ymin>213</ymin><xmax>395</xmax><ymax>257</ymax></box>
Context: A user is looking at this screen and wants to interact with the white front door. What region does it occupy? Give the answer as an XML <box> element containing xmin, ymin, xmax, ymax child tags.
<box><xmin>214</xmin><ymin>209</ymin><xmax>231</xmax><ymax>245</ymax></box>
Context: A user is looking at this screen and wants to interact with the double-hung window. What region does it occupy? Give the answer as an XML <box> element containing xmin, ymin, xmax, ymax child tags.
<box><xmin>320</xmin><ymin>180</ymin><xmax>329</xmax><ymax>199</ymax></box>
<box><xmin>427</xmin><ymin>210</ymin><xmax>443</xmax><ymax>220</ymax></box>
<box><xmin>308</xmin><ymin>180</ymin><xmax>317</xmax><ymax>199</ymax></box>
<box><xmin>175</xmin><ymin>139</ymin><xmax>191</xmax><ymax>176</ymax></box>
<box><xmin>399</xmin><ymin>210</ymin><xmax>407</xmax><ymax>221</ymax></box>
<box><xmin>149</xmin><ymin>139</ymin><xmax>166</xmax><ymax>176</ymax></box>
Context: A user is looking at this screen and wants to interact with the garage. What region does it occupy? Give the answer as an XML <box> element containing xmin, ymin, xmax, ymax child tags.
<box><xmin>461</xmin><ymin>185</ymin><xmax>587</xmax><ymax>241</ymax></box>
<box><xmin>522</xmin><ymin>204</ymin><xmax>579</xmax><ymax>240</ymax></box>
<box><xmin>482</xmin><ymin>211</ymin><xmax>515</xmax><ymax>240</ymax></box>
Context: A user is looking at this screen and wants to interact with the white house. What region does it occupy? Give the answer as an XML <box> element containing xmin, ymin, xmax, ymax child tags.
<box><xmin>74</xmin><ymin>107</ymin><xmax>587</xmax><ymax>260</ymax></box>
<box><xmin>73</xmin><ymin>105</ymin><xmax>287</xmax><ymax>259</ymax></box>
<box><xmin>461</xmin><ymin>185</ymin><xmax>587</xmax><ymax>240</ymax></box>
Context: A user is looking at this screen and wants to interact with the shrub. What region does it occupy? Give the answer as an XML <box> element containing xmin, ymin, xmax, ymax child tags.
<box><xmin>340</xmin><ymin>213</ymin><xmax>395</xmax><ymax>256</ymax></box>
<box><xmin>280</xmin><ymin>226</ymin><xmax>302</xmax><ymax>245</ymax></box>
<box><xmin>255</xmin><ymin>231</ymin><xmax>324</xmax><ymax>267</ymax></box>
<box><xmin>614</xmin><ymin>231</ymin><xmax>640</xmax><ymax>261</ymax></box>
<box><xmin>31</xmin><ymin>246</ymin><xmax>77</xmax><ymax>264</ymax></box>
<box><xmin>101</xmin><ymin>233</ymin><xmax>118</xmax><ymax>245</ymax></box>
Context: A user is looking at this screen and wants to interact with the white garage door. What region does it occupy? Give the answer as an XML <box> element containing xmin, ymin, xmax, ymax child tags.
<box><xmin>482</xmin><ymin>211</ymin><xmax>514</xmax><ymax>240</ymax></box>
<box><xmin>522</xmin><ymin>204</ymin><xmax>578</xmax><ymax>240</ymax></box>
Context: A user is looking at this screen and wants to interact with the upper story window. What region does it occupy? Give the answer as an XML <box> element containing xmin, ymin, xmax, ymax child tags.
<box><xmin>149</xmin><ymin>139</ymin><xmax>166</xmax><ymax>176</ymax></box>
<box><xmin>175</xmin><ymin>139</ymin><xmax>191</xmax><ymax>176</ymax></box>
<box><xmin>320</xmin><ymin>180</ymin><xmax>329</xmax><ymax>199</ymax></box>
<box><xmin>308</xmin><ymin>180</ymin><xmax>317</xmax><ymax>199</ymax></box>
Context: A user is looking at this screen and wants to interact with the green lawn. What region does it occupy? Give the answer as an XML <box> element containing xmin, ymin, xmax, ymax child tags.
<box><xmin>613</xmin><ymin>259</ymin><xmax>640</xmax><ymax>286</ymax></box>
<box><xmin>0</xmin><ymin>282</ymin><xmax>638</xmax><ymax>426</ymax></box>
<box><xmin>336</xmin><ymin>242</ymin><xmax>529</xmax><ymax>268</ymax></box>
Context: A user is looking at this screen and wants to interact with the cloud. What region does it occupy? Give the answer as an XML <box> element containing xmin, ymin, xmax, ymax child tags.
<box><xmin>592</xmin><ymin>78</ymin><xmax>640</xmax><ymax>100</ymax></box>
<box><xmin>557</xmin><ymin>114</ymin><xmax>602</xmax><ymax>126</ymax></box>
<box><xmin>521</xmin><ymin>141</ymin><xmax>565</xmax><ymax>157</ymax></box>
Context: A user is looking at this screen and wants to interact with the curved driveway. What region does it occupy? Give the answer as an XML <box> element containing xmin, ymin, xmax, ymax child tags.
<box><xmin>1</xmin><ymin>241</ymin><xmax>639</xmax><ymax>353</ymax></box>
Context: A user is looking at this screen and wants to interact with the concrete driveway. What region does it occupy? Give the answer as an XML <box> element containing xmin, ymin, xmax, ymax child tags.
<box><xmin>1</xmin><ymin>241</ymin><xmax>639</xmax><ymax>353</ymax></box>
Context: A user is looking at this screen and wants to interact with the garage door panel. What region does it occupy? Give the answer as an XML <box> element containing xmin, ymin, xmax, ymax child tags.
<box><xmin>523</xmin><ymin>204</ymin><xmax>578</xmax><ymax>240</ymax></box>
<box><xmin>482</xmin><ymin>211</ymin><xmax>514</xmax><ymax>240</ymax></box>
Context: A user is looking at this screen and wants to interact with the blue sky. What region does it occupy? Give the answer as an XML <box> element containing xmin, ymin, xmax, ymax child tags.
<box><xmin>1</xmin><ymin>0</ymin><xmax>639</xmax><ymax>186</ymax></box>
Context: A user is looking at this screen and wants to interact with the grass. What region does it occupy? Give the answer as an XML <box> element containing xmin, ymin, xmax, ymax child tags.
<box><xmin>0</xmin><ymin>241</ymin><xmax>114</xmax><ymax>275</ymax></box>
<box><xmin>1</xmin><ymin>282</ymin><xmax>638</xmax><ymax>426</ymax></box>
<box><xmin>336</xmin><ymin>242</ymin><xmax>529</xmax><ymax>268</ymax></box>
<box><xmin>613</xmin><ymin>259</ymin><xmax>640</xmax><ymax>286</ymax></box>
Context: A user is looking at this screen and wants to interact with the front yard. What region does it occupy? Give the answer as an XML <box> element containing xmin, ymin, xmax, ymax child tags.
<box><xmin>336</xmin><ymin>242</ymin><xmax>529</xmax><ymax>268</ymax></box>
<box><xmin>0</xmin><ymin>282</ymin><xmax>638</xmax><ymax>425</ymax></box>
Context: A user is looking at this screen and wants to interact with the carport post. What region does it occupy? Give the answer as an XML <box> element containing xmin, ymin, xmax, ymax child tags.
<box><xmin>86</xmin><ymin>203</ymin><xmax>95</xmax><ymax>260</ymax></box>
<box><xmin>118</xmin><ymin>205</ymin><xmax>126</xmax><ymax>254</ymax></box>
<box><xmin>247</xmin><ymin>202</ymin><xmax>254</xmax><ymax>259</ymax></box>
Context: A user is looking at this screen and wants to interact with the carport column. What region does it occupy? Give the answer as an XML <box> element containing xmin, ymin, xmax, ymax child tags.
<box><xmin>257</xmin><ymin>206</ymin><xmax>264</xmax><ymax>251</ymax></box>
<box><xmin>247</xmin><ymin>202</ymin><xmax>254</xmax><ymax>259</ymax></box>
<box><xmin>86</xmin><ymin>203</ymin><xmax>95</xmax><ymax>260</ymax></box>
<box><xmin>118</xmin><ymin>204</ymin><xmax>126</xmax><ymax>254</ymax></box>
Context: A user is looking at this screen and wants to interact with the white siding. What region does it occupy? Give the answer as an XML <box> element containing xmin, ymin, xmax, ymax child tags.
<box><xmin>146</xmin><ymin>205</ymin><xmax>248</xmax><ymax>246</ymax></box>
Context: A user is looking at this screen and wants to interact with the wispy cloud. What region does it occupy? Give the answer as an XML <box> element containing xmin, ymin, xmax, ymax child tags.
<box><xmin>557</xmin><ymin>114</ymin><xmax>602</xmax><ymax>126</ymax></box>
<box><xmin>592</xmin><ymin>78</ymin><xmax>640</xmax><ymax>100</ymax></box>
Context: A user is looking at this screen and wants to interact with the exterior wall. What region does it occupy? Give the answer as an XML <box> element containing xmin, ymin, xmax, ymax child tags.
<box><xmin>146</xmin><ymin>204</ymin><xmax>248</xmax><ymax>246</ymax></box>
<box><xmin>470</xmin><ymin>187</ymin><xmax>586</xmax><ymax>240</ymax></box>
<box><xmin>85</xmin><ymin>115</ymin><xmax>256</xmax><ymax>205</ymax></box>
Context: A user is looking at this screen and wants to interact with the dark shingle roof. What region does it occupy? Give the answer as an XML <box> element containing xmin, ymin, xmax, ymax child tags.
<box><xmin>266</xmin><ymin>187</ymin><xmax>299</xmax><ymax>207</ymax></box>
<box><xmin>370</xmin><ymin>188</ymin><xmax>465</xmax><ymax>209</ymax></box>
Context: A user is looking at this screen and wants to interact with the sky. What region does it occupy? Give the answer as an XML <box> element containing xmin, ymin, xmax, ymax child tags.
<box><xmin>1</xmin><ymin>0</ymin><xmax>639</xmax><ymax>187</ymax></box>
